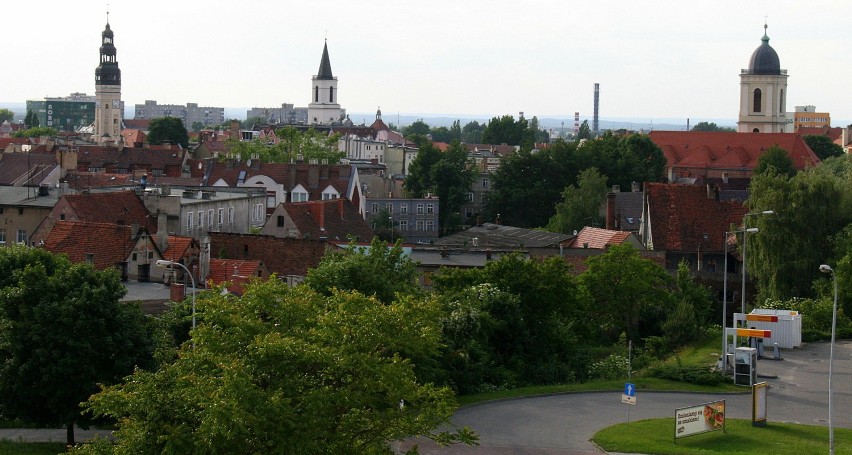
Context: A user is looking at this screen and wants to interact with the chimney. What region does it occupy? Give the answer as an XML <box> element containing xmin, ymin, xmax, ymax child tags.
<box><xmin>631</xmin><ymin>181</ymin><xmax>640</xmax><ymax>192</ymax></box>
<box><xmin>230</xmin><ymin>120</ymin><xmax>240</xmax><ymax>140</ymax></box>
<box><xmin>606</xmin><ymin>192</ymin><xmax>616</xmax><ymax>230</ymax></box>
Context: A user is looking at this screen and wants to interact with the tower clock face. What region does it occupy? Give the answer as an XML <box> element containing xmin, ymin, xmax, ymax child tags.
<box><xmin>112</xmin><ymin>99</ymin><xmax>120</xmax><ymax>109</ymax></box>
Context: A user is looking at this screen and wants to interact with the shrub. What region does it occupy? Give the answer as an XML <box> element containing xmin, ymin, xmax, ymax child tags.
<box><xmin>588</xmin><ymin>354</ymin><xmax>631</xmax><ymax>380</ymax></box>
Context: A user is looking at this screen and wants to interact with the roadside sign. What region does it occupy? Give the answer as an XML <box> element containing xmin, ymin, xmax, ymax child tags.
<box><xmin>675</xmin><ymin>400</ymin><xmax>725</xmax><ymax>439</ymax></box>
<box><xmin>752</xmin><ymin>382</ymin><xmax>768</xmax><ymax>427</ymax></box>
<box><xmin>622</xmin><ymin>383</ymin><xmax>636</xmax><ymax>405</ymax></box>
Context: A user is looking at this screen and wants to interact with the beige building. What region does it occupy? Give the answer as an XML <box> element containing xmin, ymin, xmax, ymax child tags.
<box><xmin>0</xmin><ymin>186</ymin><xmax>61</xmax><ymax>247</ymax></box>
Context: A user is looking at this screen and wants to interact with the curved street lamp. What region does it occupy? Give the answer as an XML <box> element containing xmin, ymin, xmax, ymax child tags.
<box><xmin>156</xmin><ymin>259</ymin><xmax>197</xmax><ymax>338</ymax></box>
<box><xmin>819</xmin><ymin>263</ymin><xmax>838</xmax><ymax>455</ymax></box>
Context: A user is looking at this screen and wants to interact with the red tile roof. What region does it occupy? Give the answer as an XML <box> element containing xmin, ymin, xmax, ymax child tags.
<box><xmin>207</xmin><ymin>258</ymin><xmax>263</xmax><ymax>284</ymax></box>
<box><xmin>645</xmin><ymin>183</ymin><xmax>749</xmax><ymax>253</ymax></box>
<box><xmin>568</xmin><ymin>227</ymin><xmax>633</xmax><ymax>249</ymax></box>
<box><xmin>71</xmin><ymin>144</ymin><xmax>186</xmax><ymax>177</ymax></box>
<box><xmin>797</xmin><ymin>127</ymin><xmax>843</xmax><ymax>143</ymax></box>
<box><xmin>279</xmin><ymin>198</ymin><xmax>374</xmax><ymax>242</ymax></box>
<box><xmin>205</xmin><ymin>161</ymin><xmax>355</xmax><ymax>201</ymax></box>
<box><xmin>123</xmin><ymin>119</ymin><xmax>151</xmax><ymax>130</ymax></box>
<box><xmin>209</xmin><ymin>232</ymin><xmax>328</xmax><ymax>278</ymax></box>
<box><xmin>42</xmin><ymin>220</ymin><xmax>135</xmax><ymax>270</ymax></box>
<box><xmin>649</xmin><ymin>131</ymin><xmax>820</xmax><ymax>172</ymax></box>
<box><xmin>163</xmin><ymin>236</ymin><xmax>194</xmax><ymax>262</ymax></box>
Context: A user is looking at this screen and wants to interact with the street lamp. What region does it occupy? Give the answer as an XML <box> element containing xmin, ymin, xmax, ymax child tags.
<box><xmin>741</xmin><ymin>210</ymin><xmax>773</xmax><ymax>316</ymax></box>
<box><xmin>156</xmin><ymin>259</ymin><xmax>196</xmax><ymax>334</ymax></box>
<box><xmin>819</xmin><ymin>263</ymin><xmax>838</xmax><ymax>455</ymax></box>
<box><xmin>721</xmin><ymin>227</ymin><xmax>759</xmax><ymax>371</ymax></box>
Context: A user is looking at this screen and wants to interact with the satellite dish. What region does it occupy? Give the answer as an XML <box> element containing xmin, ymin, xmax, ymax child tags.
<box><xmin>246</xmin><ymin>159</ymin><xmax>252</xmax><ymax>167</ymax></box>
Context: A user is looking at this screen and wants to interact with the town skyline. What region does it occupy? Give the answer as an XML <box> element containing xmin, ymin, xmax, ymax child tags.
<box><xmin>5</xmin><ymin>1</ymin><xmax>851</xmax><ymax>126</ymax></box>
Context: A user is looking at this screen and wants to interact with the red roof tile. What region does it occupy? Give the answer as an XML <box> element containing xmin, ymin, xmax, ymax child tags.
<box><xmin>205</xmin><ymin>161</ymin><xmax>355</xmax><ymax>201</ymax></box>
<box><xmin>278</xmin><ymin>199</ymin><xmax>374</xmax><ymax>242</ymax></box>
<box><xmin>42</xmin><ymin>221</ymin><xmax>135</xmax><ymax>270</ymax></box>
<box><xmin>209</xmin><ymin>232</ymin><xmax>328</xmax><ymax>278</ymax></box>
<box><xmin>163</xmin><ymin>236</ymin><xmax>194</xmax><ymax>262</ymax></box>
<box><xmin>568</xmin><ymin>227</ymin><xmax>633</xmax><ymax>249</ymax></box>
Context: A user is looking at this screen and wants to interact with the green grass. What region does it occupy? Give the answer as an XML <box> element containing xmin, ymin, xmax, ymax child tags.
<box><xmin>593</xmin><ymin>418</ymin><xmax>852</xmax><ymax>455</ymax></box>
<box><xmin>0</xmin><ymin>440</ymin><xmax>65</xmax><ymax>455</ymax></box>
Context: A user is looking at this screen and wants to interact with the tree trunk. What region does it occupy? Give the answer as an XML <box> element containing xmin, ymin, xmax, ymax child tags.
<box><xmin>66</xmin><ymin>420</ymin><xmax>75</xmax><ymax>447</ymax></box>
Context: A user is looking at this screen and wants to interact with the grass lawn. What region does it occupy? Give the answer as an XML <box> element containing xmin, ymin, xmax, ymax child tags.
<box><xmin>593</xmin><ymin>418</ymin><xmax>851</xmax><ymax>455</ymax></box>
<box><xmin>0</xmin><ymin>440</ymin><xmax>65</xmax><ymax>455</ymax></box>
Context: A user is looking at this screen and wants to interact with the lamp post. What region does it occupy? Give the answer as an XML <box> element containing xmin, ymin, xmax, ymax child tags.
<box><xmin>819</xmin><ymin>263</ymin><xmax>838</xmax><ymax>455</ymax></box>
<box><xmin>156</xmin><ymin>259</ymin><xmax>196</xmax><ymax>335</ymax></box>
<box><xmin>721</xmin><ymin>227</ymin><xmax>758</xmax><ymax>371</ymax></box>
<box><xmin>741</xmin><ymin>210</ymin><xmax>774</xmax><ymax>316</ymax></box>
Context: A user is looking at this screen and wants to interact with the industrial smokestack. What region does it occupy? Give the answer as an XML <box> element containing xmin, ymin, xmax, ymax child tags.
<box><xmin>593</xmin><ymin>83</ymin><xmax>600</xmax><ymax>134</ymax></box>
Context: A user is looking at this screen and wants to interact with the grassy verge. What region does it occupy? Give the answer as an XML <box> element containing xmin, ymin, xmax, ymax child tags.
<box><xmin>593</xmin><ymin>418</ymin><xmax>851</xmax><ymax>455</ymax></box>
<box><xmin>0</xmin><ymin>441</ymin><xmax>65</xmax><ymax>455</ymax></box>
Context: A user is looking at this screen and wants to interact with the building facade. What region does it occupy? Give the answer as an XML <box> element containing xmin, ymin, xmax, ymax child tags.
<box><xmin>246</xmin><ymin>103</ymin><xmax>308</xmax><ymax>125</ymax></box>
<box><xmin>94</xmin><ymin>21</ymin><xmax>123</xmax><ymax>144</ymax></box>
<box><xmin>793</xmin><ymin>105</ymin><xmax>831</xmax><ymax>129</ymax></box>
<box><xmin>307</xmin><ymin>41</ymin><xmax>344</xmax><ymax>125</ymax></box>
<box><xmin>26</xmin><ymin>93</ymin><xmax>96</xmax><ymax>132</ymax></box>
<box><xmin>366</xmin><ymin>196</ymin><xmax>440</xmax><ymax>244</ymax></box>
<box><xmin>737</xmin><ymin>25</ymin><xmax>788</xmax><ymax>133</ymax></box>
<box><xmin>134</xmin><ymin>101</ymin><xmax>225</xmax><ymax>129</ymax></box>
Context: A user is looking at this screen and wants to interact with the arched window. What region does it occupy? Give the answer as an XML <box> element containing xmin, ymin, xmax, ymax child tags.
<box><xmin>314</xmin><ymin>86</ymin><xmax>319</xmax><ymax>103</ymax></box>
<box><xmin>779</xmin><ymin>89</ymin><xmax>784</xmax><ymax>113</ymax></box>
<box><xmin>753</xmin><ymin>88</ymin><xmax>762</xmax><ymax>113</ymax></box>
<box><xmin>329</xmin><ymin>86</ymin><xmax>334</xmax><ymax>103</ymax></box>
<box><xmin>752</xmin><ymin>128</ymin><xmax>760</xmax><ymax>133</ymax></box>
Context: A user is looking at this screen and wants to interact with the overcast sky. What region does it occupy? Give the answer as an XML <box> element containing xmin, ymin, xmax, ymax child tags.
<box><xmin>5</xmin><ymin>1</ymin><xmax>851</xmax><ymax>125</ymax></box>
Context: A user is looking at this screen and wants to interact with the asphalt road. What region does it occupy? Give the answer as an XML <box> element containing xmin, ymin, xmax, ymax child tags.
<box><xmin>1</xmin><ymin>341</ymin><xmax>848</xmax><ymax>455</ymax></box>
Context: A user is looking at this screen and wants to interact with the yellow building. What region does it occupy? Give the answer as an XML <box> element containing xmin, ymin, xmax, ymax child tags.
<box><xmin>794</xmin><ymin>105</ymin><xmax>831</xmax><ymax>129</ymax></box>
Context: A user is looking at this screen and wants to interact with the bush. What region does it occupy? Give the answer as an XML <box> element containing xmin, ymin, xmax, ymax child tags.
<box><xmin>644</xmin><ymin>357</ymin><xmax>729</xmax><ymax>386</ymax></box>
<box><xmin>588</xmin><ymin>354</ymin><xmax>630</xmax><ymax>380</ymax></box>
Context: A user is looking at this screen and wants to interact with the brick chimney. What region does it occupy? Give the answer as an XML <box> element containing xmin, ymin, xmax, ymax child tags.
<box><xmin>308</xmin><ymin>202</ymin><xmax>325</xmax><ymax>231</ymax></box>
<box><xmin>606</xmin><ymin>192</ymin><xmax>616</xmax><ymax>230</ymax></box>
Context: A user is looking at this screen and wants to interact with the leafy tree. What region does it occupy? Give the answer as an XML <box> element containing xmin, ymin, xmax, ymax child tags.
<box><xmin>546</xmin><ymin>167</ymin><xmax>608</xmax><ymax>234</ymax></box>
<box><xmin>803</xmin><ymin>134</ymin><xmax>844</xmax><ymax>161</ymax></box>
<box><xmin>577</xmin><ymin>120</ymin><xmax>591</xmax><ymax>140</ymax></box>
<box><xmin>461</xmin><ymin>120</ymin><xmax>484</xmax><ymax>144</ymax></box>
<box><xmin>304</xmin><ymin>236</ymin><xmax>421</xmax><ymax>304</ymax></box>
<box><xmin>74</xmin><ymin>280</ymin><xmax>476</xmax><ymax>455</ymax></box>
<box><xmin>23</xmin><ymin>109</ymin><xmax>39</xmax><ymax>128</ymax></box>
<box><xmin>225</xmin><ymin>127</ymin><xmax>343</xmax><ymax>164</ymax></box>
<box><xmin>0</xmin><ymin>108</ymin><xmax>13</xmax><ymax>123</ymax></box>
<box><xmin>450</xmin><ymin>120</ymin><xmax>462</xmax><ymax>142</ymax></box>
<box><xmin>12</xmin><ymin>126</ymin><xmax>58</xmax><ymax>138</ymax></box>
<box><xmin>147</xmin><ymin>117</ymin><xmax>189</xmax><ymax>148</ymax></box>
<box><xmin>579</xmin><ymin>244</ymin><xmax>674</xmax><ymax>343</ymax></box>
<box><xmin>433</xmin><ymin>254</ymin><xmax>589</xmax><ymax>386</ymax></box>
<box><xmin>481</xmin><ymin>115</ymin><xmax>534</xmax><ymax>149</ymax></box>
<box><xmin>191</xmin><ymin>121</ymin><xmax>205</xmax><ymax>132</ymax></box>
<box><xmin>404</xmin><ymin>119</ymin><xmax>431</xmax><ymax>137</ymax></box>
<box><xmin>0</xmin><ymin>246</ymin><xmax>153</xmax><ymax>446</ymax></box>
<box><xmin>753</xmin><ymin>144</ymin><xmax>796</xmax><ymax>177</ymax></box>
<box><xmin>429</xmin><ymin>126</ymin><xmax>452</xmax><ymax>142</ymax></box>
<box><xmin>404</xmin><ymin>139</ymin><xmax>475</xmax><ymax>235</ymax></box>
<box><xmin>691</xmin><ymin>121</ymin><xmax>735</xmax><ymax>132</ymax></box>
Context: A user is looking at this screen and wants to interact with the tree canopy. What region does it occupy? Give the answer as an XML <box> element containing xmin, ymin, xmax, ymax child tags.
<box><xmin>803</xmin><ymin>134</ymin><xmax>845</xmax><ymax>161</ymax></box>
<box><xmin>753</xmin><ymin>145</ymin><xmax>796</xmax><ymax>177</ymax></box>
<box><xmin>225</xmin><ymin>126</ymin><xmax>343</xmax><ymax>164</ymax></box>
<box><xmin>12</xmin><ymin>126</ymin><xmax>58</xmax><ymax>138</ymax></box>
<box><xmin>481</xmin><ymin>115</ymin><xmax>535</xmax><ymax>149</ymax></box>
<box><xmin>0</xmin><ymin>108</ymin><xmax>13</xmax><ymax>123</ymax></box>
<box><xmin>147</xmin><ymin>117</ymin><xmax>189</xmax><ymax>148</ymax></box>
<box><xmin>691</xmin><ymin>121</ymin><xmax>735</xmax><ymax>132</ymax></box>
<box><xmin>0</xmin><ymin>246</ymin><xmax>153</xmax><ymax>446</ymax></box>
<box><xmin>73</xmin><ymin>280</ymin><xmax>475</xmax><ymax>454</ymax></box>
<box><xmin>546</xmin><ymin>167</ymin><xmax>609</xmax><ymax>234</ymax></box>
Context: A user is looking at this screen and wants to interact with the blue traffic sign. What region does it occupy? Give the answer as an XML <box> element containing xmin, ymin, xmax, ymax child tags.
<box><xmin>624</xmin><ymin>383</ymin><xmax>635</xmax><ymax>397</ymax></box>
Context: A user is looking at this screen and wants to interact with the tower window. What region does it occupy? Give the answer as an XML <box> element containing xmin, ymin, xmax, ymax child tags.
<box><xmin>329</xmin><ymin>86</ymin><xmax>334</xmax><ymax>103</ymax></box>
<box><xmin>753</xmin><ymin>88</ymin><xmax>762</xmax><ymax>113</ymax></box>
<box><xmin>779</xmin><ymin>89</ymin><xmax>784</xmax><ymax>113</ymax></box>
<box><xmin>314</xmin><ymin>86</ymin><xmax>319</xmax><ymax>103</ymax></box>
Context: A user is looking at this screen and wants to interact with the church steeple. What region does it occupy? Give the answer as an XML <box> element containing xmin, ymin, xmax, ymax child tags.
<box><xmin>96</xmin><ymin>20</ymin><xmax>121</xmax><ymax>86</ymax></box>
<box><xmin>94</xmin><ymin>15</ymin><xmax>123</xmax><ymax>143</ymax></box>
<box><xmin>317</xmin><ymin>40</ymin><xmax>334</xmax><ymax>80</ymax></box>
<box><xmin>737</xmin><ymin>23</ymin><xmax>788</xmax><ymax>133</ymax></box>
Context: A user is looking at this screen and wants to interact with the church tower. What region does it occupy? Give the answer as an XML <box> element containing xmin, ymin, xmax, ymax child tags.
<box><xmin>94</xmin><ymin>17</ymin><xmax>122</xmax><ymax>144</ymax></box>
<box><xmin>737</xmin><ymin>24</ymin><xmax>788</xmax><ymax>133</ymax></box>
<box><xmin>307</xmin><ymin>40</ymin><xmax>342</xmax><ymax>125</ymax></box>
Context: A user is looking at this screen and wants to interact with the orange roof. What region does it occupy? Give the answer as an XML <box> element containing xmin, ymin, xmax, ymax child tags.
<box><xmin>43</xmin><ymin>221</ymin><xmax>136</xmax><ymax>270</ymax></box>
<box><xmin>649</xmin><ymin>131</ymin><xmax>820</xmax><ymax>172</ymax></box>
<box><xmin>568</xmin><ymin>227</ymin><xmax>633</xmax><ymax>249</ymax></box>
<box><xmin>163</xmin><ymin>236</ymin><xmax>194</xmax><ymax>262</ymax></box>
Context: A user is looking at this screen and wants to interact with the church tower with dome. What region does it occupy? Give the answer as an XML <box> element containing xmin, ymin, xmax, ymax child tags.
<box><xmin>94</xmin><ymin>16</ymin><xmax>123</xmax><ymax>144</ymax></box>
<box><xmin>737</xmin><ymin>24</ymin><xmax>788</xmax><ymax>133</ymax></box>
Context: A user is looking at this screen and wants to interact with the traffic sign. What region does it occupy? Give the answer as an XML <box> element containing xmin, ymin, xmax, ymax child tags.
<box><xmin>624</xmin><ymin>383</ymin><xmax>635</xmax><ymax>397</ymax></box>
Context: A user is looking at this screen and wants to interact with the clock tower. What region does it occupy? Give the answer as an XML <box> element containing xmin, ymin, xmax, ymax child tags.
<box><xmin>94</xmin><ymin>18</ymin><xmax>122</xmax><ymax>144</ymax></box>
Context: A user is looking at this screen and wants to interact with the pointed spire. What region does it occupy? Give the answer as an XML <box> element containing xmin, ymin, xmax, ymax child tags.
<box><xmin>317</xmin><ymin>40</ymin><xmax>334</xmax><ymax>80</ymax></box>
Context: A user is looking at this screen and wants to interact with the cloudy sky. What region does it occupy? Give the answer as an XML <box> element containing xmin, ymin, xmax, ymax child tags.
<box><xmin>5</xmin><ymin>0</ymin><xmax>851</xmax><ymax>125</ymax></box>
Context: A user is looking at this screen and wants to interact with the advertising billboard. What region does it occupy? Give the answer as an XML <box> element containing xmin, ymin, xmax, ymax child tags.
<box><xmin>674</xmin><ymin>400</ymin><xmax>725</xmax><ymax>439</ymax></box>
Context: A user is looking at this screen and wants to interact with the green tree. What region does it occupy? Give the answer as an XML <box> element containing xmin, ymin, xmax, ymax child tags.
<box><xmin>0</xmin><ymin>108</ymin><xmax>13</xmax><ymax>123</ymax></box>
<box><xmin>691</xmin><ymin>121</ymin><xmax>735</xmax><ymax>132</ymax></box>
<box><xmin>404</xmin><ymin>140</ymin><xmax>475</xmax><ymax>235</ymax></box>
<box><xmin>23</xmin><ymin>109</ymin><xmax>39</xmax><ymax>128</ymax></box>
<box><xmin>579</xmin><ymin>244</ymin><xmax>674</xmax><ymax>343</ymax></box>
<box><xmin>429</xmin><ymin>126</ymin><xmax>452</xmax><ymax>142</ymax></box>
<box><xmin>0</xmin><ymin>246</ymin><xmax>153</xmax><ymax>446</ymax></box>
<box><xmin>753</xmin><ymin>144</ymin><xmax>796</xmax><ymax>177</ymax></box>
<box><xmin>481</xmin><ymin>115</ymin><xmax>534</xmax><ymax>149</ymax></box>
<box><xmin>404</xmin><ymin>119</ymin><xmax>431</xmax><ymax>137</ymax></box>
<box><xmin>577</xmin><ymin>120</ymin><xmax>591</xmax><ymax>140</ymax></box>
<box><xmin>12</xmin><ymin>126</ymin><xmax>58</xmax><ymax>138</ymax></box>
<box><xmin>304</xmin><ymin>237</ymin><xmax>421</xmax><ymax>304</ymax></box>
<box><xmin>546</xmin><ymin>167</ymin><xmax>608</xmax><ymax>234</ymax></box>
<box><xmin>225</xmin><ymin>127</ymin><xmax>343</xmax><ymax>164</ymax></box>
<box><xmin>191</xmin><ymin>121</ymin><xmax>205</xmax><ymax>132</ymax></box>
<box><xmin>147</xmin><ymin>117</ymin><xmax>189</xmax><ymax>148</ymax></box>
<box><xmin>73</xmin><ymin>281</ymin><xmax>475</xmax><ymax>455</ymax></box>
<box><xmin>450</xmin><ymin>119</ymin><xmax>462</xmax><ymax>142</ymax></box>
<box><xmin>803</xmin><ymin>134</ymin><xmax>845</xmax><ymax>161</ymax></box>
<box><xmin>461</xmin><ymin>120</ymin><xmax>484</xmax><ymax>144</ymax></box>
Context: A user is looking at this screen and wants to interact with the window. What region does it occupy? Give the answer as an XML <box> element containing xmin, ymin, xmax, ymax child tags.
<box><xmin>482</xmin><ymin>178</ymin><xmax>489</xmax><ymax>188</ymax></box>
<box><xmin>465</xmin><ymin>208</ymin><xmax>473</xmax><ymax>218</ymax></box>
<box><xmin>253</xmin><ymin>204</ymin><xmax>264</xmax><ymax>221</ymax></box>
<box><xmin>208</xmin><ymin>209</ymin><xmax>214</xmax><ymax>226</ymax></box>
<box><xmin>753</xmin><ymin>88</ymin><xmax>762</xmax><ymax>113</ymax></box>
<box><xmin>425</xmin><ymin>220</ymin><xmax>435</xmax><ymax>231</ymax></box>
<box><xmin>400</xmin><ymin>203</ymin><xmax>408</xmax><ymax>214</ymax></box>
<box><xmin>0</xmin><ymin>228</ymin><xmax>5</xmax><ymax>244</ymax></box>
<box><xmin>322</xmin><ymin>193</ymin><xmax>338</xmax><ymax>200</ymax></box>
<box><xmin>314</xmin><ymin>86</ymin><xmax>319</xmax><ymax>102</ymax></box>
<box><xmin>292</xmin><ymin>192</ymin><xmax>308</xmax><ymax>202</ymax></box>
<box><xmin>267</xmin><ymin>193</ymin><xmax>277</xmax><ymax>208</ymax></box>
<box><xmin>386</xmin><ymin>203</ymin><xmax>393</xmax><ymax>213</ymax></box>
<box><xmin>198</xmin><ymin>211</ymin><xmax>204</xmax><ymax>228</ymax></box>
<box><xmin>416</xmin><ymin>220</ymin><xmax>424</xmax><ymax>231</ymax></box>
<box><xmin>16</xmin><ymin>229</ymin><xmax>27</xmax><ymax>244</ymax></box>
<box><xmin>228</xmin><ymin>207</ymin><xmax>234</xmax><ymax>223</ymax></box>
<box><xmin>186</xmin><ymin>212</ymin><xmax>194</xmax><ymax>230</ymax></box>
<box><xmin>277</xmin><ymin>215</ymin><xmax>285</xmax><ymax>227</ymax></box>
<box><xmin>426</xmin><ymin>203</ymin><xmax>435</xmax><ymax>215</ymax></box>
<box><xmin>399</xmin><ymin>220</ymin><xmax>408</xmax><ymax>231</ymax></box>
<box><xmin>371</xmin><ymin>203</ymin><xmax>379</xmax><ymax>213</ymax></box>
<box><xmin>329</xmin><ymin>86</ymin><xmax>334</xmax><ymax>103</ymax></box>
<box><xmin>416</xmin><ymin>203</ymin><xmax>424</xmax><ymax>214</ymax></box>
<box><xmin>218</xmin><ymin>208</ymin><xmax>225</xmax><ymax>225</ymax></box>
<box><xmin>85</xmin><ymin>254</ymin><xmax>94</xmax><ymax>265</ymax></box>
<box><xmin>468</xmin><ymin>192</ymin><xmax>474</xmax><ymax>201</ymax></box>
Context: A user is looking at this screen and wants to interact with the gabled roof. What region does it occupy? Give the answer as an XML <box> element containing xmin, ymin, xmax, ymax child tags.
<box><xmin>645</xmin><ymin>183</ymin><xmax>749</xmax><ymax>253</ymax></box>
<box><xmin>72</xmin><ymin>144</ymin><xmax>186</xmax><ymax>170</ymax></box>
<box><xmin>649</xmin><ymin>131</ymin><xmax>820</xmax><ymax>171</ymax></box>
<box><xmin>206</xmin><ymin>161</ymin><xmax>356</xmax><ymax>200</ymax></box>
<box><xmin>568</xmin><ymin>227</ymin><xmax>634</xmax><ymax>249</ymax></box>
<box><xmin>61</xmin><ymin>190</ymin><xmax>157</xmax><ymax>233</ymax></box>
<box><xmin>122</xmin><ymin>119</ymin><xmax>151</xmax><ymax>130</ymax></box>
<box><xmin>797</xmin><ymin>127</ymin><xmax>843</xmax><ymax>142</ymax></box>
<box><xmin>42</xmin><ymin>220</ymin><xmax>136</xmax><ymax>270</ymax></box>
<box><xmin>0</xmin><ymin>152</ymin><xmax>57</xmax><ymax>186</ymax></box>
<box><xmin>279</xmin><ymin>199</ymin><xmax>374</xmax><ymax>241</ymax></box>
<box><xmin>163</xmin><ymin>235</ymin><xmax>195</xmax><ymax>262</ymax></box>
<box><xmin>435</xmin><ymin>223</ymin><xmax>572</xmax><ymax>249</ymax></box>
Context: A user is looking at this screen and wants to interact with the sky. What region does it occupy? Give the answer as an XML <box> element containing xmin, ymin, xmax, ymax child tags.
<box><xmin>5</xmin><ymin>0</ymin><xmax>851</xmax><ymax>126</ymax></box>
